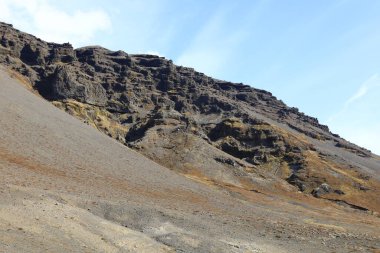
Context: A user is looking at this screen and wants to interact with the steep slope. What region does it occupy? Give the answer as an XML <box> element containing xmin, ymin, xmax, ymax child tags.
<box><xmin>1</xmin><ymin>22</ymin><xmax>379</xmax><ymax>213</ymax></box>
<box><xmin>1</xmin><ymin>63</ymin><xmax>380</xmax><ymax>253</ymax></box>
<box><xmin>0</xmin><ymin>66</ymin><xmax>280</xmax><ymax>252</ymax></box>
<box><xmin>0</xmin><ymin>24</ymin><xmax>380</xmax><ymax>252</ymax></box>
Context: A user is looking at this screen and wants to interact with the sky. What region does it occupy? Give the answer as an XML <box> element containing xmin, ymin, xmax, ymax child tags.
<box><xmin>0</xmin><ymin>0</ymin><xmax>379</xmax><ymax>154</ymax></box>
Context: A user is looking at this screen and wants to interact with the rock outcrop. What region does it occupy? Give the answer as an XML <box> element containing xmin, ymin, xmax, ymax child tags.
<box><xmin>1</xmin><ymin>22</ymin><xmax>379</xmax><ymax>213</ymax></box>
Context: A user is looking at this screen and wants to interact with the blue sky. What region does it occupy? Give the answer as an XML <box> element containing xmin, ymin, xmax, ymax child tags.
<box><xmin>1</xmin><ymin>0</ymin><xmax>379</xmax><ymax>154</ymax></box>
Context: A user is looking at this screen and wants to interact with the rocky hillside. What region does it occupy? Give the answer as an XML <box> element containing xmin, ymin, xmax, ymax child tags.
<box><xmin>1</xmin><ymin>22</ymin><xmax>379</xmax><ymax>213</ymax></box>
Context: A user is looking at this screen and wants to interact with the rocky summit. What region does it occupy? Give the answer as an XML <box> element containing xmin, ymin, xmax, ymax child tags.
<box><xmin>0</xmin><ymin>22</ymin><xmax>379</xmax><ymax>253</ymax></box>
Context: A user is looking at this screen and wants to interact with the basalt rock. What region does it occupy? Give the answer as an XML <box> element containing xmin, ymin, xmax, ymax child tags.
<box><xmin>1</xmin><ymin>22</ymin><xmax>379</xmax><ymax>212</ymax></box>
<box><xmin>311</xmin><ymin>183</ymin><xmax>332</xmax><ymax>197</ymax></box>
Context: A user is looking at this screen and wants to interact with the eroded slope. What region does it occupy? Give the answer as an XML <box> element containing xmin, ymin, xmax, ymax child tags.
<box><xmin>0</xmin><ymin>22</ymin><xmax>379</xmax><ymax>213</ymax></box>
<box><xmin>0</xmin><ymin>49</ymin><xmax>380</xmax><ymax>252</ymax></box>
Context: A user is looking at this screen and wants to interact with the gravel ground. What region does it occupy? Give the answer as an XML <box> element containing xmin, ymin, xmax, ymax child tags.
<box><xmin>0</xmin><ymin>67</ymin><xmax>379</xmax><ymax>252</ymax></box>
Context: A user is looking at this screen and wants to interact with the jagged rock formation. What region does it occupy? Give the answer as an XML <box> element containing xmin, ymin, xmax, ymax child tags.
<box><xmin>1</xmin><ymin>22</ymin><xmax>379</xmax><ymax>213</ymax></box>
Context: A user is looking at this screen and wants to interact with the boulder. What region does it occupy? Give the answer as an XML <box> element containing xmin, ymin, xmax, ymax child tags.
<box><xmin>311</xmin><ymin>183</ymin><xmax>332</xmax><ymax>197</ymax></box>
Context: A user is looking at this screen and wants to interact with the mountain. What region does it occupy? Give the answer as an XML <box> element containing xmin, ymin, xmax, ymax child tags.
<box><xmin>0</xmin><ymin>22</ymin><xmax>379</xmax><ymax>252</ymax></box>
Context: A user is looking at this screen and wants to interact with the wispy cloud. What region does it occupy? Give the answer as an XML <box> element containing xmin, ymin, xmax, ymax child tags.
<box><xmin>137</xmin><ymin>51</ymin><xmax>165</xmax><ymax>57</ymax></box>
<box><xmin>104</xmin><ymin>0</ymin><xmax>175</xmax><ymax>54</ymax></box>
<box><xmin>327</xmin><ymin>73</ymin><xmax>380</xmax><ymax>154</ymax></box>
<box><xmin>175</xmin><ymin>1</ymin><xmax>268</xmax><ymax>78</ymax></box>
<box><xmin>0</xmin><ymin>0</ymin><xmax>111</xmax><ymax>47</ymax></box>
<box><xmin>328</xmin><ymin>73</ymin><xmax>380</xmax><ymax>123</ymax></box>
<box><xmin>175</xmin><ymin>7</ymin><xmax>240</xmax><ymax>76</ymax></box>
<box><xmin>345</xmin><ymin>73</ymin><xmax>380</xmax><ymax>106</ymax></box>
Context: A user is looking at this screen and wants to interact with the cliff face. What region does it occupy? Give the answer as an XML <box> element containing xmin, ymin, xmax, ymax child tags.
<box><xmin>1</xmin><ymin>22</ymin><xmax>379</xmax><ymax>212</ymax></box>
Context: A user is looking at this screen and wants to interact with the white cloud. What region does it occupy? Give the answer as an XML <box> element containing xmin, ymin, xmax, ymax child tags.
<box><xmin>345</xmin><ymin>73</ymin><xmax>380</xmax><ymax>106</ymax></box>
<box><xmin>0</xmin><ymin>1</ymin><xmax>11</xmax><ymax>19</ymax></box>
<box><xmin>103</xmin><ymin>0</ymin><xmax>175</xmax><ymax>53</ymax></box>
<box><xmin>327</xmin><ymin>73</ymin><xmax>380</xmax><ymax>155</ymax></box>
<box><xmin>328</xmin><ymin>73</ymin><xmax>380</xmax><ymax>123</ymax></box>
<box><xmin>138</xmin><ymin>51</ymin><xmax>165</xmax><ymax>57</ymax></box>
<box><xmin>175</xmin><ymin>5</ymin><xmax>249</xmax><ymax>77</ymax></box>
<box><xmin>0</xmin><ymin>0</ymin><xmax>111</xmax><ymax>47</ymax></box>
<box><xmin>175</xmin><ymin>0</ymin><xmax>270</xmax><ymax>78</ymax></box>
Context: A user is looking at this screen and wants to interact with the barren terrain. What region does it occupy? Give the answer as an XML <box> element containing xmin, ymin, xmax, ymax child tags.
<box><xmin>0</xmin><ymin>22</ymin><xmax>380</xmax><ymax>252</ymax></box>
<box><xmin>1</xmin><ymin>67</ymin><xmax>380</xmax><ymax>252</ymax></box>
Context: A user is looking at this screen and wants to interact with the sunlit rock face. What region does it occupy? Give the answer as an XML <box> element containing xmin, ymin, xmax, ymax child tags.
<box><xmin>1</xmin><ymin>21</ymin><xmax>379</xmax><ymax>215</ymax></box>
